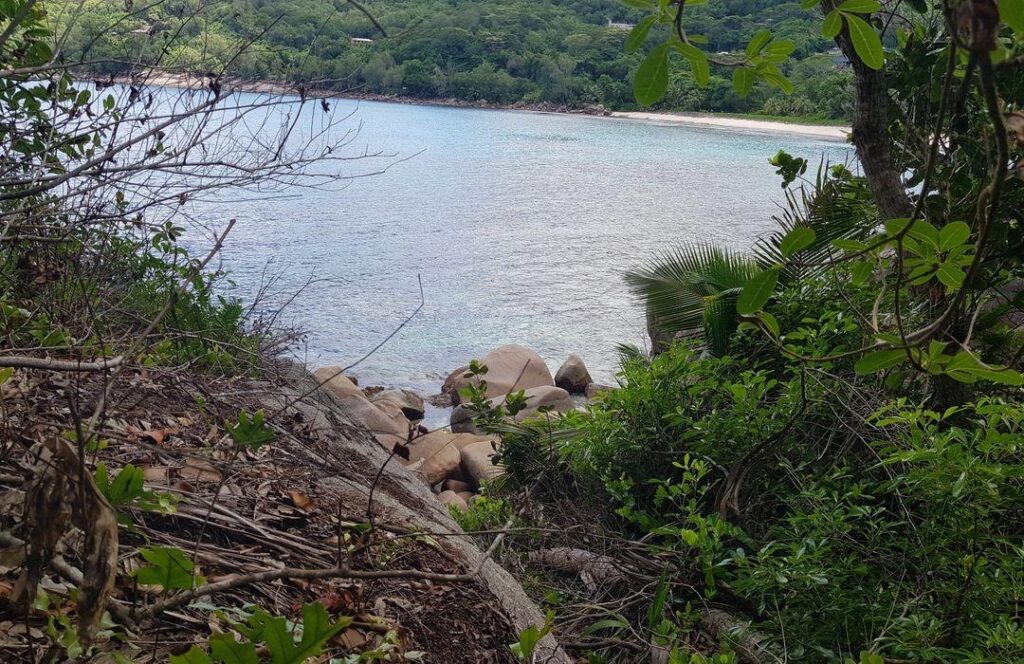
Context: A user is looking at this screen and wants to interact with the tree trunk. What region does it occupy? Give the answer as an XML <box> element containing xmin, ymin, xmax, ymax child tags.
<box><xmin>824</xmin><ymin>2</ymin><xmax>913</xmax><ymax>219</ymax></box>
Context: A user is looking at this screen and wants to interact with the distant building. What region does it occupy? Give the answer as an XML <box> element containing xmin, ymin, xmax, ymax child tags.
<box><xmin>350</xmin><ymin>37</ymin><xmax>373</xmax><ymax>45</ymax></box>
<box><xmin>829</xmin><ymin>48</ymin><xmax>850</xmax><ymax>69</ymax></box>
<box><xmin>606</xmin><ymin>18</ymin><xmax>635</xmax><ymax>30</ymax></box>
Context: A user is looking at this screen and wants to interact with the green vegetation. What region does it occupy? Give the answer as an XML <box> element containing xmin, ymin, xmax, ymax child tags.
<box><xmin>59</xmin><ymin>0</ymin><xmax>854</xmax><ymax>119</ymax></box>
<box><xmin>471</xmin><ymin>2</ymin><xmax>1024</xmax><ymax>662</ymax></box>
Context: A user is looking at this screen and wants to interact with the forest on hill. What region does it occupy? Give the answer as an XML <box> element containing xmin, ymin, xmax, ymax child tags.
<box><xmin>60</xmin><ymin>0</ymin><xmax>854</xmax><ymax>118</ymax></box>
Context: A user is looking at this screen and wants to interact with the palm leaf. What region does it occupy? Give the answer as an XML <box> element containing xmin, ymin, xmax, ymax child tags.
<box><xmin>754</xmin><ymin>160</ymin><xmax>877</xmax><ymax>280</ymax></box>
<box><xmin>625</xmin><ymin>245</ymin><xmax>758</xmax><ymax>354</ymax></box>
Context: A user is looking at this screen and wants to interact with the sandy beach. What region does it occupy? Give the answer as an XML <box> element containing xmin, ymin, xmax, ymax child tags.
<box><xmin>612</xmin><ymin>111</ymin><xmax>851</xmax><ymax>141</ymax></box>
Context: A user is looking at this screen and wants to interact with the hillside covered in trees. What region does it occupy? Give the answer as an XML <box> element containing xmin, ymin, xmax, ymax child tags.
<box><xmin>62</xmin><ymin>0</ymin><xmax>854</xmax><ymax>118</ymax></box>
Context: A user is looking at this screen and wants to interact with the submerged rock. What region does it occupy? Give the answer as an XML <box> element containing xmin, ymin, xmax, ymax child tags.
<box><xmin>554</xmin><ymin>353</ymin><xmax>592</xmax><ymax>394</ymax></box>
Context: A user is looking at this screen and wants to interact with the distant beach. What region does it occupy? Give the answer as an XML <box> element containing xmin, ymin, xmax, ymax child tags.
<box><xmin>611</xmin><ymin>111</ymin><xmax>851</xmax><ymax>141</ymax></box>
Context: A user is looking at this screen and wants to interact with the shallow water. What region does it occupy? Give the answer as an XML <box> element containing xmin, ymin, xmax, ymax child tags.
<box><xmin>186</xmin><ymin>96</ymin><xmax>853</xmax><ymax>394</ymax></box>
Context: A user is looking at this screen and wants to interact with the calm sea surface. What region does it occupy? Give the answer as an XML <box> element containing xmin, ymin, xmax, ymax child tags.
<box><xmin>185</xmin><ymin>96</ymin><xmax>853</xmax><ymax>393</ymax></box>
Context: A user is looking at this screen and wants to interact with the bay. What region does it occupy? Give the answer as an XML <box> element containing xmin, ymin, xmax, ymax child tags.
<box><xmin>189</xmin><ymin>96</ymin><xmax>853</xmax><ymax>393</ymax></box>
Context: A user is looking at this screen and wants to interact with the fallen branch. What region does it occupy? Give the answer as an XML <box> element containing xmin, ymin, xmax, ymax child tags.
<box><xmin>0</xmin><ymin>355</ymin><xmax>123</xmax><ymax>371</ymax></box>
<box><xmin>700</xmin><ymin>608</ymin><xmax>779</xmax><ymax>664</ymax></box>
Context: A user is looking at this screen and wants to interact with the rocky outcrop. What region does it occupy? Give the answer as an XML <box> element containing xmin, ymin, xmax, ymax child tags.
<box><xmin>448</xmin><ymin>345</ymin><xmax>554</xmax><ymax>402</ymax></box>
<box><xmin>451</xmin><ymin>385</ymin><xmax>573</xmax><ymax>434</ymax></box>
<box><xmin>438</xmin><ymin>490</ymin><xmax>469</xmax><ymax>512</ymax></box>
<box><xmin>554</xmin><ymin>353</ymin><xmax>592</xmax><ymax>394</ymax></box>
<box><xmin>370</xmin><ymin>389</ymin><xmax>425</xmax><ymax>421</ymax></box>
<box><xmin>277</xmin><ymin>364</ymin><xmax>570</xmax><ymax>663</ymax></box>
<box><xmin>461</xmin><ymin>439</ymin><xmax>505</xmax><ymax>485</ymax></box>
<box><xmin>401</xmin><ymin>430</ymin><xmax>493</xmax><ymax>485</ymax></box>
<box><xmin>313</xmin><ymin>367</ymin><xmax>409</xmax><ymax>449</ymax></box>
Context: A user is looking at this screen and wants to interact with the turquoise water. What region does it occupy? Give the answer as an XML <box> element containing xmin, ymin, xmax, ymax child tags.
<box><xmin>191</xmin><ymin>97</ymin><xmax>853</xmax><ymax>392</ymax></box>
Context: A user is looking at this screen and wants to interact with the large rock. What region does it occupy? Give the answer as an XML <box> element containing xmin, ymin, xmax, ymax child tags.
<box><xmin>313</xmin><ymin>367</ymin><xmax>363</xmax><ymax>401</ymax></box>
<box><xmin>314</xmin><ymin>366</ymin><xmax>408</xmax><ymax>449</ymax></box>
<box><xmin>461</xmin><ymin>440</ymin><xmax>505</xmax><ymax>485</ymax></box>
<box><xmin>451</xmin><ymin>385</ymin><xmax>574</xmax><ymax>433</ymax></box>
<box><xmin>554</xmin><ymin>353</ymin><xmax>592</xmax><ymax>394</ymax></box>
<box><xmin>401</xmin><ymin>430</ymin><xmax>492</xmax><ymax>485</ymax></box>
<box><xmin>585</xmin><ymin>382</ymin><xmax>614</xmax><ymax>399</ymax></box>
<box><xmin>370</xmin><ymin>389</ymin><xmax>425</xmax><ymax>421</ymax></box>
<box><xmin>342</xmin><ymin>398</ymin><xmax>409</xmax><ymax>450</ymax></box>
<box><xmin>448</xmin><ymin>345</ymin><xmax>554</xmax><ymax>403</ymax></box>
<box><xmin>438</xmin><ymin>490</ymin><xmax>469</xmax><ymax>512</ymax></box>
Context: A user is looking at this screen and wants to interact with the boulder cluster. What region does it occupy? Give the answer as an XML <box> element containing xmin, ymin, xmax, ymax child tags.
<box><xmin>315</xmin><ymin>345</ymin><xmax>610</xmax><ymax>512</ymax></box>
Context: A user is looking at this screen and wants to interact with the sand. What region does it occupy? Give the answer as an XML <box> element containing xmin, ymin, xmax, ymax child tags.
<box><xmin>611</xmin><ymin>111</ymin><xmax>851</xmax><ymax>141</ymax></box>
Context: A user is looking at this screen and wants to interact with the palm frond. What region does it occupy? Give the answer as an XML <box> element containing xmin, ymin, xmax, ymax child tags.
<box><xmin>625</xmin><ymin>244</ymin><xmax>759</xmax><ymax>353</ymax></box>
<box><xmin>754</xmin><ymin>159</ymin><xmax>878</xmax><ymax>280</ymax></box>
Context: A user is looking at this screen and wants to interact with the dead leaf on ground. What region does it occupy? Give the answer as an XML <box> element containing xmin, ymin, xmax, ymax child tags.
<box><xmin>287</xmin><ymin>490</ymin><xmax>315</xmax><ymax>512</ymax></box>
<box><xmin>178</xmin><ymin>459</ymin><xmax>222</xmax><ymax>483</ymax></box>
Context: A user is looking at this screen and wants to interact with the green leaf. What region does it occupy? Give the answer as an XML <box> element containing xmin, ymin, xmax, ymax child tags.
<box><xmin>843</xmin><ymin>13</ymin><xmax>884</xmax><ymax>69</ymax></box>
<box><xmin>938</xmin><ymin>221</ymin><xmax>970</xmax><ymax>250</ymax></box>
<box><xmin>732</xmin><ymin>67</ymin><xmax>755</xmax><ymax>96</ymax></box>
<box><xmin>134</xmin><ymin>546</ymin><xmax>205</xmax><ymax>591</ymax></box>
<box><xmin>634</xmin><ymin>43</ymin><xmax>670</xmax><ymax>106</ymax></box>
<box><xmin>170</xmin><ymin>647</ymin><xmax>212</xmax><ymax>664</ymax></box>
<box><xmin>762</xmin><ymin>39</ymin><xmax>796</xmax><ymax>63</ymax></box>
<box><xmin>757</xmin><ymin>311</ymin><xmax>780</xmax><ymax>337</ymax></box>
<box><xmin>855</xmin><ymin>349</ymin><xmax>907</xmax><ymax>375</ymax></box>
<box><xmin>294</xmin><ymin>602</ymin><xmax>348</xmax><ymax>662</ymax></box>
<box><xmin>837</xmin><ymin>0</ymin><xmax>881</xmax><ymax>12</ymax></box>
<box><xmin>779</xmin><ymin>227</ymin><xmax>816</xmax><ymax>257</ymax></box>
<box><xmin>761</xmin><ymin>69</ymin><xmax>794</xmax><ymax>94</ymax></box>
<box><xmin>1004</xmin><ymin>0</ymin><xmax>1024</xmax><ymax>33</ymax></box>
<box><xmin>625</xmin><ymin>16</ymin><xmax>657</xmax><ymax>54</ymax></box>
<box><xmin>617</xmin><ymin>0</ymin><xmax>653</xmax><ymax>8</ymax></box>
<box><xmin>851</xmin><ymin>260</ymin><xmax>873</xmax><ymax>285</ymax></box>
<box><xmin>745</xmin><ymin>29</ymin><xmax>772</xmax><ymax>58</ymax></box>
<box><xmin>821</xmin><ymin>10</ymin><xmax>843</xmax><ymax>38</ymax></box>
<box><xmin>737</xmin><ymin>268</ymin><xmax>779</xmax><ymax>315</ymax></box>
<box><xmin>209</xmin><ymin>634</ymin><xmax>258</xmax><ymax>664</ymax></box>
<box><xmin>935</xmin><ymin>263</ymin><xmax>966</xmax><ymax>292</ymax></box>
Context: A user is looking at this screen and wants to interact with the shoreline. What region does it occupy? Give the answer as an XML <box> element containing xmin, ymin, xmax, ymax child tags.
<box><xmin>610</xmin><ymin>111</ymin><xmax>851</xmax><ymax>141</ymax></box>
<box><xmin>123</xmin><ymin>72</ymin><xmax>851</xmax><ymax>141</ymax></box>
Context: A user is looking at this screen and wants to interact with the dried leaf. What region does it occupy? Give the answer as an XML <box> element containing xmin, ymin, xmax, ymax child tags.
<box><xmin>288</xmin><ymin>490</ymin><xmax>315</xmax><ymax>512</ymax></box>
<box><xmin>178</xmin><ymin>459</ymin><xmax>222</xmax><ymax>483</ymax></box>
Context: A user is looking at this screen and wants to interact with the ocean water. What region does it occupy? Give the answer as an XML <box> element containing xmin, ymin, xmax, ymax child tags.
<box><xmin>184</xmin><ymin>96</ymin><xmax>853</xmax><ymax>394</ymax></box>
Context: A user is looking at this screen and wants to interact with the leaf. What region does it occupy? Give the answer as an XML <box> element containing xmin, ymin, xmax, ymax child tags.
<box><xmin>732</xmin><ymin>67</ymin><xmax>755</xmax><ymax>96</ymax></box>
<box><xmin>209</xmin><ymin>634</ymin><xmax>258</xmax><ymax>664</ymax></box>
<box><xmin>757</xmin><ymin>311</ymin><xmax>781</xmax><ymax>337</ymax></box>
<box><xmin>294</xmin><ymin>603</ymin><xmax>348</xmax><ymax>662</ymax></box>
<box><xmin>762</xmin><ymin>39</ymin><xmax>796</xmax><ymax>62</ymax></box>
<box><xmin>843</xmin><ymin>13</ymin><xmax>884</xmax><ymax>70</ymax></box>
<box><xmin>1004</xmin><ymin>0</ymin><xmax>1024</xmax><ymax>33</ymax></box>
<box><xmin>745</xmin><ymin>29</ymin><xmax>772</xmax><ymax>58</ymax></box>
<box><xmin>736</xmin><ymin>268</ymin><xmax>779</xmax><ymax>315</ymax></box>
<box><xmin>626</xmin><ymin>16</ymin><xmax>657</xmax><ymax>54</ymax></box>
<box><xmin>938</xmin><ymin>221</ymin><xmax>970</xmax><ymax>250</ymax></box>
<box><xmin>854</xmin><ymin>349</ymin><xmax>908</xmax><ymax>375</ymax></box>
<box><xmin>778</xmin><ymin>227</ymin><xmax>816</xmax><ymax>258</ymax></box>
<box><xmin>821</xmin><ymin>10</ymin><xmax>843</xmax><ymax>38</ymax></box>
<box><xmin>618</xmin><ymin>0</ymin><xmax>653</xmax><ymax>8</ymax></box>
<box><xmin>170</xmin><ymin>647</ymin><xmax>212</xmax><ymax>664</ymax></box>
<box><xmin>837</xmin><ymin>0</ymin><xmax>881</xmax><ymax>12</ymax></box>
<box><xmin>935</xmin><ymin>263</ymin><xmax>966</xmax><ymax>292</ymax></box>
<box><xmin>134</xmin><ymin>546</ymin><xmax>205</xmax><ymax>591</ymax></box>
<box><xmin>634</xmin><ymin>44</ymin><xmax>670</xmax><ymax>106</ymax></box>
<box><xmin>760</xmin><ymin>69</ymin><xmax>794</xmax><ymax>94</ymax></box>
